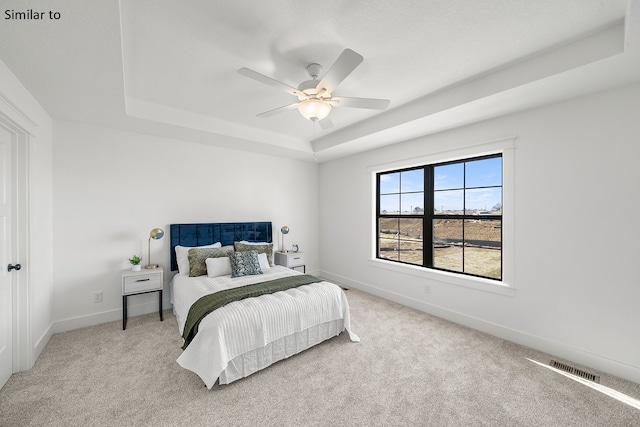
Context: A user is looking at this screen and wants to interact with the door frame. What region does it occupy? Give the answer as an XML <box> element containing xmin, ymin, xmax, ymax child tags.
<box><xmin>0</xmin><ymin>99</ymin><xmax>32</xmax><ymax>373</ymax></box>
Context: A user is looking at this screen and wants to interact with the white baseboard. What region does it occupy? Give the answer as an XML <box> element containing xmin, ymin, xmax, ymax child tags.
<box><xmin>33</xmin><ymin>323</ymin><xmax>53</xmax><ymax>369</ymax></box>
<box><xmin>321</xmin><ymin>270</ymin><xmax>640</xmax><ymax>385</ymax></box>
<box><xmin>52</xmin><ymin>296</ymin><xmax>172</xmax><ymax>334</ymax></box>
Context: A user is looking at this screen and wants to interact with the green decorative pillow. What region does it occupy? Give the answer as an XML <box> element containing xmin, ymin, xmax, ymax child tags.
<box><xmin>188</xmin><ymin>245</ymin><xmax>234</xmax><ymax>277</ymax></box>
<box><xmin>229</xmin><ymin>250</ymin><xmax>263</xmax><ymax>278</ymax></box>
<box><xmin>234</xmin><ymin>242</ymin><xmax>274</xmax><ymax>266</ymax></box>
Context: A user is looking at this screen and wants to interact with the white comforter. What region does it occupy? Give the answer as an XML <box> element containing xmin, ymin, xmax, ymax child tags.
<box><xmin>171</xmin><ymin>266</ymin><xmax>359</xmax><ymax>388</ymax></box>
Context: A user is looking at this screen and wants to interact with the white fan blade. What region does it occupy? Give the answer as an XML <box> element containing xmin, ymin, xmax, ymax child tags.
<box><xmin>238</xmin><ymin>68</ymin><xmax>303</xmax><ymax>97</ymax></box>
<box><xmin>256</xmin><ymin>103</ymin><xmax>299</xmax><ymax>118</ymax></box>
<box><xmin>319</xmin><ymin>117</ymin><xmax>333</xmax><ymax>130</ymax></box>
<box><xmin>315</xmin><ymin>49</ymin><xmax>363</xmax><ymax>94</ymax></box>
<box><xmin>331</xmin><ymin>96</ymin><xmax>390</xmax><ymax>110</ymax></box>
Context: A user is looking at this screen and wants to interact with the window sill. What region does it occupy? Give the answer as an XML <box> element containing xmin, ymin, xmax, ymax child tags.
<box><xmin>368</xmin><ymin>258</ymin><xmax>516</xmax><ymax>296</ymax></box>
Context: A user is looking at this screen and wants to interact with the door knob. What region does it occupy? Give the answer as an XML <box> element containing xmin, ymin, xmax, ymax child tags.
<box><xmin>7</xmin><ymin>263</ymin><xmax>21</xmax><ymax>272</ymax></box>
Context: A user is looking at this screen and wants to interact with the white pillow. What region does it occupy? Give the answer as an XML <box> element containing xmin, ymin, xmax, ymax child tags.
<box><xmin>238</xmin><ymin>241</ymin><xmax>270</xmax><ymax>245</ymax></box>
<box><xmin>206</xmin><ymin>257</ymin><xmax>232</xmax><ymax>278</ymax></box>
<box><xmin>258</xmin><ymin>252</ymin><xmax>270</xmax><ymax>271</ymax></box>
<box><xmin>175</xmin><ymin>243</ymin><xmax>221</xmax><ymax>275</ymax></box>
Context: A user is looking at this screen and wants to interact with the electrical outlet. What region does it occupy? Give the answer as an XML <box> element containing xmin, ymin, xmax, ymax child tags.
<box><xmin>93</xmin><ymin>291</ymin><xmax>103</xmax><ymax>303</ymax></box>
<box><xmin>424</xmin><ymin>284</ymin><xmax>432</xmax><ymax>294</ymax></box>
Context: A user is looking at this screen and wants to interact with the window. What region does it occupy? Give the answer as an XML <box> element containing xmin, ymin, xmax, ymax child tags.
<box><xmin>376</xmin><ymin>154</ymin><xmax>502</xmax><ymax>281</ymax></box>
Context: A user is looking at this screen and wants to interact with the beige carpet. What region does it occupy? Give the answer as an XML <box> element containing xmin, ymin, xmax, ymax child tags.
<box><xmin>1</xmin><ymin>288</ymin><xmax>639</xmax><ymax>426</ymax></box>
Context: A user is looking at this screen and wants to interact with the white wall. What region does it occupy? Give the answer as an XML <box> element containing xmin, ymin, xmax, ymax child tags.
<box><xmin>318</xmin><ymin>82</ymin><xmax>640</xmax><ymax>383</ymax></box>
<box><xmin>0</xmin><ymin>59</ymin><xmax>54</xmax><ymax>368</ymax></box>
<box><xmin>52</xmin><ymin>121</ymin><xmax>319</xmax><ymax>331</ymax></box>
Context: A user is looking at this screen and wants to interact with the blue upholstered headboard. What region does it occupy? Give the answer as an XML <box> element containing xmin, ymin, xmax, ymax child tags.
<box><xmin>169</xmin><ymin>222</ymin><xmax>272</xmax><ymax>271</ymax></box>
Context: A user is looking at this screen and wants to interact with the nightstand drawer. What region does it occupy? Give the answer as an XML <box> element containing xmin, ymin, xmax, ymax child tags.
<box><xmin>287</xmin><ymin>254</ymin><xmax>305</xmax><ymax>267</ymax></box>
<box><xmin>123</xmin><ymin>273</ymin><xmax>162</xmax><ymax>294</ymax></box>
<box><xmin>275</xmin><ymin>251</ymin><xmax>305</xmax><ymax>268</ymax></box>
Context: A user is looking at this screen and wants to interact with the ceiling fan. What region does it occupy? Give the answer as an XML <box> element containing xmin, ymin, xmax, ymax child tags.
<box><xmin>237</xmin><ymin>49</ymin><xmax>390</xmax><ymax>129</ymax></box>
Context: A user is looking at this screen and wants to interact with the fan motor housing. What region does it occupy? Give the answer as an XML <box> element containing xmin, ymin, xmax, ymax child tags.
<box><xmin>298</xmin><ymin>79</ymin><xmax>321</xmax><ymax>95</ymax></box>
<box><xmin>306</xmin><ymin>63</ymin><xmax>322</xmax><ymax>79</ymax></box>
<box><xmin>297</xmin><ymin>63</ymin><xmax>328</xmax><ymax>100</ymax></box>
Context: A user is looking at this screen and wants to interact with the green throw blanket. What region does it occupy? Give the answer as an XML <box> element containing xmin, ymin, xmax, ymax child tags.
<box><xmin>182</xmin><ymin>274</ymin><xmax>323</xmax><ymax>350</ymax></box>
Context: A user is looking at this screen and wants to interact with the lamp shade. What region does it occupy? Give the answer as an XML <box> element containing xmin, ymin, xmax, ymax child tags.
<box><xmin>297</xmin><ymin>99</ymin><xmax>332</xmax><ymax>121</ymax></box>
<box><xmin>150</xmin><ymin>228</ymin><xmax>164</xmax><ymax>240</ymax></box>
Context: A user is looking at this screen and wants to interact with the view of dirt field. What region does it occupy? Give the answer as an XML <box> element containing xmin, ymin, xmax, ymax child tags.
<box><xmin>378</xmin><ymin>215</ymin><xmax>502</xmax><ymax>279</ymax></box>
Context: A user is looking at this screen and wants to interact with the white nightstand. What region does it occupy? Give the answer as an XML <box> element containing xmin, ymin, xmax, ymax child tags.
<box><xmin>121</xmin><ymin>266</ymin><xmax>163</xmax><ymax>330</ymax></box>
<box><xmin>274</xmin><ymin>251</ymin><xmax>305</xmax><ymax>273</ymax></box>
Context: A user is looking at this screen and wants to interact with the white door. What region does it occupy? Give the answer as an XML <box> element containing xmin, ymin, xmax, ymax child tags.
<box><xmin>0</xmin><ymin>125</ymin><xmax>13</xmax><ymax>388</ymax></box>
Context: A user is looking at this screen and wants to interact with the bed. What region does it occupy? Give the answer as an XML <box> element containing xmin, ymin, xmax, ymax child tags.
<box><xmin>169</xmin><ymin>222</ymin><xmax>359</xmax><ymax>388</ymax></box>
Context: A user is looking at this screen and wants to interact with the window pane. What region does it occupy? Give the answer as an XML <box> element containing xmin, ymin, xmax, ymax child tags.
<box><xmin>433</xmin><ymin>219</ymin><xmax>462</xmax><ymax>272</ymax></box>
<box><xmin>466</xmin><ymin>157</ymin><xmax>502</xmax><ymax>188</ymax></box>
<box><xmin>465</xmin><ymin>188</ymin><xmax>502</xmax><ymax>215</ymax></box>
<box><xmin>380</xmin><ymin>194</ymin><xmax>399</xmax><ymax>214</ymax></box>
<box><xmin>434</xmin><ymin>163</ymin><xmax>463</xmax><ymax>190</ymax></box>
<box><xmin>399</xmin><ymin>218</ymin><xmax>423</xmax><ymax>240</ymax></box>
<box><xmin>379</xmin><ymin>237</ymin><xmax>398</xmax><ymax>260</ymax></box>
<box><xmin>434</xmin><ymin>189</ymin><xmax>463</xmax><ymax>214</ymax></box>
<box><xmin>463</xmin><ymin>219</ymin><xmax>501</xmax><ymax>279</ymax></box>
<box><xmin>401</xmin><ymin>169</ymin><xmax>424</xmax><ymax>192</ymax></box>
<box><xmin>401</xmin><ymin>193</ymin><xmax>424</xmax><ymax>214</ymax></box>
<box><xmin>399</xmin><ymin>239</ymin><xmax>422</xmax><ymax>264</ymax></box>
<box><xmin>379</xmin><ymin>218</ymin><xmax>399</xmax><ymax>260</ymax></box>
<box><xmin>379</xmin><ymin>172</ymin><xmax>399</xmax><ymax>194</ymax></box>
<box><xmin>398</xmin><ymin>218</ymin><xmax>423</xmax><ymax>265</ymax></box>
<box><xmin>379</xmin><ymin>217</ymin><xmax>399</xmax><ymax>234</ymax></box>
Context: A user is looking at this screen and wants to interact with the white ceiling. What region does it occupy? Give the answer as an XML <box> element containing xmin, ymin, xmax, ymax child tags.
<box><xmin>1</xmin><ymin>0</ymin><xmax>639</xmax><ymax>162</ymax></box>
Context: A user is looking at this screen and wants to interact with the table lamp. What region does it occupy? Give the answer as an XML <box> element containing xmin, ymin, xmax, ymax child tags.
<box><xmin>280</xmin><ymin>226</ymin><xmax>289</xmax><ymax>253</ymax></box>
<box><xmin>146</xmin><ymin>227</ymin><xmax>164</xmax><ymax>269</ymax></box>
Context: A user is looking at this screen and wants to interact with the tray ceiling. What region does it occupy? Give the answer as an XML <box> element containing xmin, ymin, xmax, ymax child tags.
<box><xmin>1</xmin><ymin>0</ymin><xmax>639</xmax><ymax>162</ymax></box>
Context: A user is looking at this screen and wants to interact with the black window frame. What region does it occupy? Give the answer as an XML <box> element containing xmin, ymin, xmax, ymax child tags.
<box><xmin>376</xmin><ymin>153</ymin><xmax>503</xmax><ymax>281</ymax></box>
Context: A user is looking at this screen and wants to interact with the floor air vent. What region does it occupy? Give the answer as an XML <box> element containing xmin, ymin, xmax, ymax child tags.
<box><xmin>550</xmin><ymin>360</ymin><xmax>600</xmax><ymax>383</ymax></box>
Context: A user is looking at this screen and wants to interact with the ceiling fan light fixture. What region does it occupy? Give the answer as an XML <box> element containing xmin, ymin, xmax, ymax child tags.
<box><xmin>298</xmin><ymin>98</ymin><xmax>332</xmax><ymax>121</ymax></box>
<box><xmin>239</xmin><ymin>49</ymin><xmax>388</xmax><ymax>123</ymax></box>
